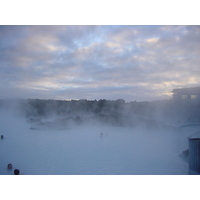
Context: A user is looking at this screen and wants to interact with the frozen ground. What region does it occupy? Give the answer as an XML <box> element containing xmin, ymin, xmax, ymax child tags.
<box><xmin>1</xmin><ymin>112</ymin><xmax>199</xmax><ymax>175</ymax></box>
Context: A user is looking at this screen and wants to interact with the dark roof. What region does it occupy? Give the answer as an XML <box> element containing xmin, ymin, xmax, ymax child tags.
<box><xmin>172</xmin><ymin>87</ymin><xmax>200</xmax><ymax>94</ymax></box>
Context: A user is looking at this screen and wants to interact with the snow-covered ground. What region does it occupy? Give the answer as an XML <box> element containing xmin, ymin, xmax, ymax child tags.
<box><xmin>1</xmin><ymin>111</ymin><xmax>199</xmax><ymax>175</ymax></box>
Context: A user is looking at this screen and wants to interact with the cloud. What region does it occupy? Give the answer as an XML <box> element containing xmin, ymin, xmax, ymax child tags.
<box><xmin>0</xmin><ymin>25</ymin><xmax>200</xmax><ymax>101</ymax></box>
<box><xmin>145</xmin><ymin>37</ymin><xmax>160</xmax><ymax>43</ymax></box>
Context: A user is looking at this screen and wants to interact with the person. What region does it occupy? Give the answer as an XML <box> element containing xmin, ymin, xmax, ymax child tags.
<box><xmin>14</xmin><ymin>169</ymin><xmax>20</xmax><ymax>175</ymax></box>
<box><xmin>7</xmin><ymin>163</ymin><xmax>13</xmax><ymax>170</ymax></box>
<box><xmin>1</xmin><ymin>135</ymin><xmax>3</xmax><ymax>139</ymax></box>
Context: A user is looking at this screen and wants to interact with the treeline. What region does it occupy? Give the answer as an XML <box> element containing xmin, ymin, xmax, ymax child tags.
<box><xmin>25</xmin><ymin>99</ymin><xmax>126</xmax><ymax>117</ymax></box>
<box><xmin>0</xmin><ymin>98</ymin><xmax>200</xmax><ymax>127</ymax></box>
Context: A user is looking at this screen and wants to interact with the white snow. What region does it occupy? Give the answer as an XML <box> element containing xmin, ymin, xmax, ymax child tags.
<box><xmin>1</xmin><ymin>111</ymin><xmax>197</xmax><ymax>175</ymax></box>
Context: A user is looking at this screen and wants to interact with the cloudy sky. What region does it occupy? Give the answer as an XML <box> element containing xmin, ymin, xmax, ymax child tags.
<box><xmin>0</xmin><ymin>25</ymin><xmax>200</xmax><ymax>102</ymax></box>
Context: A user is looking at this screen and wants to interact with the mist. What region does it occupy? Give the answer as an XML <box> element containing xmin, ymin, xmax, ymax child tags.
<box><xmin>1</xmin><ymin>98</ymin><xmax>200</xmax><ymax>175</ymax></box>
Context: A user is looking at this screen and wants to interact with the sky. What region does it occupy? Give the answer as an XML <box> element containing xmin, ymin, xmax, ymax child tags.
<box><xmin>0</xmin><ymin>25</ymin><xmax>200</xmax><ymax>102</ymax></box>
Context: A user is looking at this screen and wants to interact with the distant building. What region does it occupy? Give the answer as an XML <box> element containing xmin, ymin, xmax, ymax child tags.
<box><xmin>172</xmin><ymin>87</ymin><xmax>200</xmax><ymax>103</ymax></box>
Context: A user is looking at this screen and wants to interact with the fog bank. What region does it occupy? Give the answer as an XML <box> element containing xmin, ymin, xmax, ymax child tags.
<box><xmin>1</xmin><ymin>98</ymin><xmax>200</xmax><ymax>175</ymax></box>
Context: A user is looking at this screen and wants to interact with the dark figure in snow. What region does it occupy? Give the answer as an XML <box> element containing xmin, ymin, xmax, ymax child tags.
<box><xmin>1</xmin><ymin>135</ymin><xmax>3</xmax><ymax>139</ymax></box>
<box><xmin>14</xmin><ymin>169</ymin><xmax>20</xmax><ymax>175</ymax></box>
<box><xmin>7</xmin><ymin>163</ymin><xmax>13</xmax><ymax>170</ymax></box>
<box><xmin>100</xmin><ymin>132</ymin><xmax>103</xmax><ymax>137</ymax></box>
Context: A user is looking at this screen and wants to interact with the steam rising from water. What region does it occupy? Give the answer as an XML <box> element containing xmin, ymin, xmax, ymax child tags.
<box><xmin>0</xmin><ymin>110</ymin><xmax>194</xmax><ymax>175</ymax></box>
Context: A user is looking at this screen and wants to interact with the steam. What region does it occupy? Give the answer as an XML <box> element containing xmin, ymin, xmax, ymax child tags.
<box><xmin>0</xmin><ymin>98</ymin><xmax>199</xmax><ymax>175</ymax></box>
